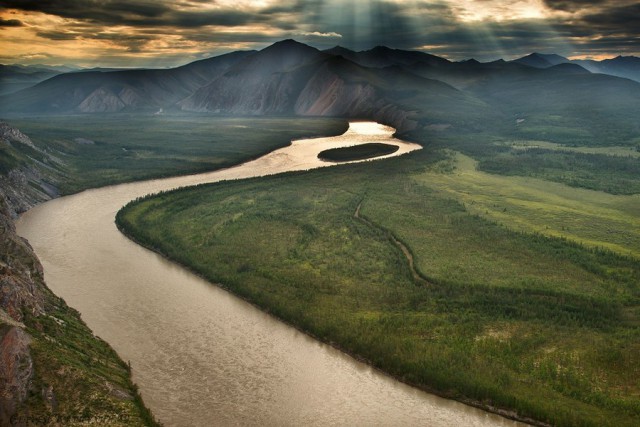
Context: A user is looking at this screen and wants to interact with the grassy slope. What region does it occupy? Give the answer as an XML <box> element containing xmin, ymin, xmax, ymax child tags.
<box><xmin>117</xmin><ymin>149</ymin><xmax>640</xmax><ymax>427</ymax></box>
<box><xmin>20</xmin><ymin>296</ymin><xmax>157</xmax><ymax>425</ymax></box>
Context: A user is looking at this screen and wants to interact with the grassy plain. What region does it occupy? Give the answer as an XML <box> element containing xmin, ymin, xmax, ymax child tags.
<box><xmin>416</xmin><ymin>151</ymin><xmax>640</xmax><ymax>258</ymax></box>
<box><xmin>118</xmin><ymin>148</ymin><xmax>640</xmax><ymax>427</ymax></box>
<box><xmin>502</xmin><ymin>140</ymin><xmax>640</xmax><ymax>158</ymax></box>
<box><xmin>9</xmin><ymin>114</ymin><xmax>348</xmax><ymax>194</ymax></box>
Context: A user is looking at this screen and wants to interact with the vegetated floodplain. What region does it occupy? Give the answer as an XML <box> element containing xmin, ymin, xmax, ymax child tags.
<box><xmin>477</xmin><ymin>147</ymin><xmax>640</xmax><ymax>195</ymax></box>
<box><xmin>8</xmin><ymin>114</ymin><xmax>348</xmax><ymax>194</ymax></box>
<box><xmin>318</xmin><ymin>143</ymin><xmax>399</xmax><ymax>162</ymax></box>
<box><xmin>416</xmin><ymin>151</ymin><xmax>640</xmax><ymax>258</ymax></box>
<box><xmin>118</xmin><ymin>148</ymin><xmax>640</xmax><ymax>427</ymax></box>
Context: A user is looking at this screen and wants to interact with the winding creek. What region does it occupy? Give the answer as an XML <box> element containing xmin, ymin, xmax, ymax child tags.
<box><xmin>17</xmin><ymin>122</ymin><xmax>523</xmax><ymax>426</ymax></box>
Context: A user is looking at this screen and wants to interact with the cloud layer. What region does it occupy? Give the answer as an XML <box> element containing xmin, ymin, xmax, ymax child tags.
<box><xmin>0</xmin><ymin>0</ymin><xmax>638</xmax><ymax>67</ymax></box>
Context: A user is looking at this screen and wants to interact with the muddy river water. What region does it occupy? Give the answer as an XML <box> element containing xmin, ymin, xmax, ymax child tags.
<box><xmin>17</xmin><ymin>122</ymin><xmax>524</xmax><ymax>426</ymax></box>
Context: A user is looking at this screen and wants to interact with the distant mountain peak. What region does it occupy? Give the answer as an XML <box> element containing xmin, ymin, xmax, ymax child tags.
<box><xmin>323</xmin><ymin>46</ymin><xmax>356</xmax><ymax>57</ymax></box>
<box><xmin>255</xmin><ymin>39</ymin><xmax>324</xmax><ymax>64</ymax></box>
<box><xmin>266</xmin><ymin>39</ymin><xmax>314</xmax><ymax>50</ymax></box>
<box><xmin>370</xmin><ymin>45</ymin><xmax>392</xmax><ymax>52</ymax></box>
<box><xmin>547</xmin><ymin>63</ymin><xmax>590</xmax><ymax>74</ymax></box>
<box><xmin>512</xmin><ymin>52</ymin><xmax>569</xmax><ymax>68</ymax></box>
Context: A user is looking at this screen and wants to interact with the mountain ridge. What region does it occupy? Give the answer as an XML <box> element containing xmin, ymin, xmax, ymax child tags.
<box><xmin>2</xmin><ymin>40</ymin><xmax>640</xmax><ymax>138</ymax></box>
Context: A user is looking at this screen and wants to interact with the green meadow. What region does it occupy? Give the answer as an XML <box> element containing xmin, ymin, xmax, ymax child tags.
<box><xmin>416</xmin><ymin>151</ymin><xmax>640</xmax><ymax>258</ymax></box>
<box><xmin>118</xmin><ymin>146</ymin><xmax>640</xmax><ymax>427</ymax></box>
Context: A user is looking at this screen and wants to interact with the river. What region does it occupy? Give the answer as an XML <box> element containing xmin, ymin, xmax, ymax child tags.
<box><xmin>17</xmin><ymin>122</ymin><xmax>524</xmax><ymax>426</ymax></box>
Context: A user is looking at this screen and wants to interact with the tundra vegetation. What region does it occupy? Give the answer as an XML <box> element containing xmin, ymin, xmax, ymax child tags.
<box><xmin>117</xmin><ymin>128</ymin><xmax>640</xmax><ymax>426</ymax></box>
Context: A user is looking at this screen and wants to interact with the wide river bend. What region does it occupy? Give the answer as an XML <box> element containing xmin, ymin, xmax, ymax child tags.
<box><xmin>17</xmin><ymin>122</ymin><xmax>523</xmax><ymax>426</ymax></box>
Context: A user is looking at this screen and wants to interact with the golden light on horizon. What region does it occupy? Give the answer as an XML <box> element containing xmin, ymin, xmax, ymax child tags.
<box><xmin>445</xmin><ymin>0</ymin><xmax>550</xmax><ymax>22</ymax></box>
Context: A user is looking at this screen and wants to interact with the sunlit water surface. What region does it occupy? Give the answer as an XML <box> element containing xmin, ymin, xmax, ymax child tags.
<box><xmin>17</xmin><ymin>123</ymin><xmax>524</xmax><ymax>426</ymax></box>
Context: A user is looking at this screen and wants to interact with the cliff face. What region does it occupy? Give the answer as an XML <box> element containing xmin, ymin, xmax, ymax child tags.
<box><xmin>0</xmin><ymin>124</ymin><xmax>157</xmax><ymax>426</ymax></box>
<box><xmin>0</xmin><ymin>122</ymin><xmax>60</xmax><ymax>218</ymax></box>
<box><xmin>0</xmin><ymin>192</ymin><xmax>43</xmax><ymax>424</ymax></box>
<box><xmin>294</xmin><ymin>63</ymin><xmax>418</xmax><ymax>132</ymax></box>
<box><xmin>0</xmin><ymin>325</ymin><xmax>32</xmax><ymax>426</ymax></box>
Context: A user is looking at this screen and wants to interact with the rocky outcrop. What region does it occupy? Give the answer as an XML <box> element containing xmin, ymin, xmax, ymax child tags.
<box><xmin>0</xmin><ymin>325</ymin><xmax>32</xmax><ymax>426</ymax></box>
<box><xmin>0</xmin><ymin>197</ymin><xmax>46</xmax><ymax>321</ymax></box>
<box><xmin>295</xmin><ymin>71</ymin><xmax>378</xmax><ymax>116</ymax></box>
<box><xmin>0</xmin><ymin>124</ymin><xmax>35</xmax><ymax>149</ymax></box>
<box><xmin>0</xmin><ymin>168</ymin><xmax>59</xmax><ymax>220</ymax></box>
<box><xmin>294</xmin><ymin>62</ymin><xmax>418</xmax><ymax>133</ymax></box>
<box><xmin>0</xmin><ymin>192</ymin><xmax>41</xmax><ymax>424</ymax></box>
<box><xmin>0</xmin><ymin>122</ymin><xmax>60</xmax><ymax>218</ymax></box>
<box><xmin>78</xmin><ymin>87</ymin><xmax>126</xmax><ymax>113</ymax></box>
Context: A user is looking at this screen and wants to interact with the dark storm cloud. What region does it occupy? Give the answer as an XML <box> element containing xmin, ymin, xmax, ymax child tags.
<box><xmin>92</xmin><ymin>31</ymin><xmax>157</xmax><ymax>52</ymax></box>
<box><xmin>36</xmin><ymin>30</ymin><xmax>78</xmax><ymax>40</ymax></box>
<box><xmin>541</xmin><ymin>0</ymin><xmax>639</xmax><ymax>38</ymax></box>
<box><xmin>0</xmin><ymin>17</ymin><xmax>22</xmax><ymax>26</ymax></box>
<box><xmin>542</xmin><ymin>0</ymin><xmax>605</xmax><ymax>12</ymax></box>
<box><xmin>35</xmin><ymin>24</ymin><xmax>159</xmax><ymax>51</ymax></box>
<box><xmin>0</xmin><ymin>0</ymin><xmax>171</xmax><ymax>21</ymax></box>
<box><xmin>581</xmin><ymin>3</ymin><xmax>640</xmax><ymax>31</ymax></box>
<box><xmin>0</xmin><ymin>0</ymin><xmax>266</xmax><ymax>27</ymax></box>
<box><xmin>532</xmin><ymin>1</ymin><xmax>639</xmax><ymax>57</ymax></box>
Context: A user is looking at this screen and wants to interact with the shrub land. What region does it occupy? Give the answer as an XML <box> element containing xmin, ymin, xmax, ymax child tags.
<box><xmin>118</xmin><ymin>147</ymin><xmax>640</xmax><ymax>427</ymax></box>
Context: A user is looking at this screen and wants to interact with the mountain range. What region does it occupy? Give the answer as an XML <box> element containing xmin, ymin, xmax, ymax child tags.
<box><xmin>1</xmin><ymin>40</ymin><xmax>640</xmax><ymax>137</ymax></box>
<box><xmin>512</xmin><ymin>52</ymin><xmax>640</xmax><ymax>82</ymax></box>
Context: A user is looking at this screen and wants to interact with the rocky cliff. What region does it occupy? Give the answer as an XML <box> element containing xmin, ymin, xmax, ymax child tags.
<box><xmin>0</xmin><ymin>124</ymin><xmax>157</xmax><ymax>425</ymax></box>
<box><xmin>0</xmin><ymin>122</ymin><xmax>61</xmax><ymax>218</ymax></box>
<box><xmin>0</xmin><ymin>194</ymin><xmax>44</xmax><ymax>425</ymax></box>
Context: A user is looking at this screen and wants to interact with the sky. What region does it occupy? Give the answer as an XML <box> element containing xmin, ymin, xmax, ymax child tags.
<box><xmin>0</xmin><ymin>0</ymin><xmax>638</xmax><ymax>68</ymax></box>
